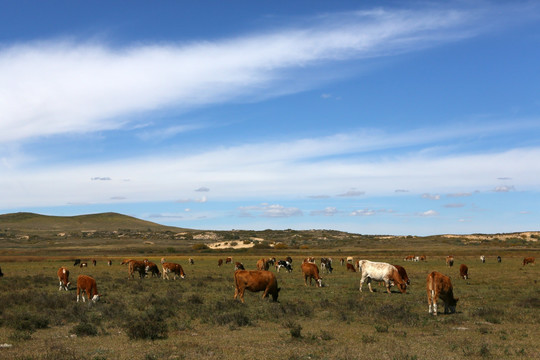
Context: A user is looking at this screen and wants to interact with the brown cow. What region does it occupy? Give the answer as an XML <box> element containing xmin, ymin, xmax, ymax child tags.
<box><xmin>392</xmin><ymin>264</ymin><xmax>410</xmax><ymax>286</ymax></box>
<box><xmin>346</xmin><ymin>263</ymin><xmax>356</xmax><ymax>272</ymax></box>
<box><xmin>301</xmin><ymin>262</ymin><xmax>322</xmax><ymax>287</ymax></box>
<box><xmin>235</xmin><ymin>262</ymin><xmax>245</xmax><ymax>270</ymax></box>
<box><xmin>225</xmin><ymin>257</ymin><xmax>233</xmax><ymax>264</ymax></box>
<box><xmin>189</xmin><ymin>258</ymin><xmax>194</xmax><ymax>265</ymax></box>
<box><xmin>107</xmin><ymin>260</ymin><xmax>112</xmax><ymax>266</ymax></box>
<box><xmin>218</xmin><ymin>259</ymin><xmax>223</xmax><ymax>266</ymax></box>
<box><xmin>128</xmin><ymin>260</ymin><xmax>147</xmax><ymax>279</ymax></box>
<box><xmin>92</xmin><ymin>259</ymin><xmax>97</xmax><ymax>266</ymax></box>
<box><xmin>234</xmin><ymin>270</ymin><xmax>280</xmax><ymax>303</ymax></box>
<box><xmin>459</xmin><ymin>264</ymin><xmax>469</xmax><ymax>279</ymax></box>
<box><xmin>57</xmin><ymin>267</ymin><xmax>70</xmax><ymax>291</ymax></box>
<box><xmin>143</xmin><ymin>260</ymin><xmax>161</xmax><ymax>277</ymax></box>
<box><xmin>162</xmin><ymin>262</ymin><xmax>185</xmax><ymax>280</ymax></box>
<box><xmin>523</xmin><ymin>257</ymin><xmax>535</xmax><ymax>266</ymax></box>
<box><xmin>446</xmin><ymin>256</ymin><xmax>454</xmax><ymax>267</ymax></box>
<box><xmin>256</xmin><ymin>258</ymin><xmax>269</xmax><ymax>271</ymax></box>
<box><xmin>427</xmin><ymin>271</ymin><xmax>458</xmax><ymax>316</ymax></box>
<box><xmin>419</xmin><ymin>255</ymin><xmax>426</xmax><ymax>261</ymax></box>
<box><xmin>80</xmin><ymin>262</ymin><xmax>88</xmax><ymax>268</ymax></box>
<box><xmin>403</xmin><ymin>255</ymin><xmax>415</xmax><ymax>261</ymax></box>
<box><xmin>76</xmin><ymin>275</ymin><xmax>100</xmax><ymax>302</ymax></box>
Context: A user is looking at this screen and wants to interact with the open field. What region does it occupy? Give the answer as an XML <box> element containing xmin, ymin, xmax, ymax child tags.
<box><xmin>0</xmin><ymin>252</ymin><xmax>538</xmax><ymax>360</ymax></box>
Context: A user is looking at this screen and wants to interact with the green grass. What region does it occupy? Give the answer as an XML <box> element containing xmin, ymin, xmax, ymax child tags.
<box><xmin>0</xmin><ymin>253</ymin><xmax>538</xmax><ymax>359</ymax></box>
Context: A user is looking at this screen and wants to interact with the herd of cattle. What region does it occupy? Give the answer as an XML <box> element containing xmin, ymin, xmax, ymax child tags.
<box><xmin>1</xmin><ymin>254</ymin><xmax>536</xmax><ymax>316</ymax></box>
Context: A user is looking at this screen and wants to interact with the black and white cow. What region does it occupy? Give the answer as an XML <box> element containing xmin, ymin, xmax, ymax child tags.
<box><xmin>276</xmin><ymin>260</ymin><xmax>293</xmax><ymax>273</ymax></box>
<box><xmin>73</xmin><ymin>259</ymin><xmax>81</xmax><ymax>266</ymax></box>
<box><xmin>320</xmin><ymin>257</ymin><xmax>333</xmax><ymax>274</ymax></box>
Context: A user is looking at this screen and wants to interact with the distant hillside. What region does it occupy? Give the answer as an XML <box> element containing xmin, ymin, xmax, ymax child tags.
<box><xmin>0</xmin><ymin>212</ymin><xmax>186</xmax><ymax>233</ymax></box>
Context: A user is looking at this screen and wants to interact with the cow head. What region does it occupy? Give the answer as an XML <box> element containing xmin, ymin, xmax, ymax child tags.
<box><xmin>92</xmin><ymin>294</ymin><xmax>100</xmax><ymax>302</ymax></box>
<box><xmin>444</xmin><ymin>297</ymin><xmax>458</xmax><ymax>314</ymax></box>
<box><xmin>271</xmin><ymin>288</ymin><xmax>281</xmax><ymax>302</ymax></box>
<box><xmin>316</xmin><ymin>278</ymin><xmax>323</xmax><ymax>287</ymax></box>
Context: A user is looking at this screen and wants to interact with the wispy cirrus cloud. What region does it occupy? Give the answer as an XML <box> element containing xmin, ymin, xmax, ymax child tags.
<box><xmin>0</xmin><ymin>5</ymin><xmax>497</xmax><ymax>144</ymax></box>
<box><xmin>239</xmin><ymin>203</ymin><xmax>303</xmax><ymax>218</ymax></box>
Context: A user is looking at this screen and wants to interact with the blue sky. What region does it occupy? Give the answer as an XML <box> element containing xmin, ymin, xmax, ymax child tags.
<box><xmin>1</xmin><ymin>1</ymin><xmax>540</xmax><ymax>235</ymax></box>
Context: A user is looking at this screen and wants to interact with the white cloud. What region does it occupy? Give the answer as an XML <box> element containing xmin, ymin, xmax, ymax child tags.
<box><xmin>351</xmin><ymin>209</ymin><xmax>376</xmax><ymax>216</ymax></box>
<box><xmin>422</xmin><ymin>193</ymin><xmax>441</xmax><ymax>200</ymax></box>
<box><xmin>310</xmin><ymin>207</ymin><xmax>339</xmax><ymax>216</ymax></box>
<box><xmin>239</xmin><ymin>203</ymin><xmax>303</xmax><ymax>218</ymax></box>
<box><xmin>494</xmin><ymin>185</ymin><xmax>515</xmax><ymax>192</ymax></box>
<box><xmin>175</xmin><ymin>196</ymin><xmax>207</xmax><ymax>203</ymax></box>
<box><xmin>447</xmin><ymin>192</ymin><xmax>472</xmax><ymax>198</ymax></box>
<box><xmin>195</xmin><ymin>187</ymin><xmax>210</xmax><ymax>192</ymax></box>
<box><xmin>338</xmin><ymin>189</ymin><xmax>365</xmax><ymax>197</ymax></box>
<box><xmin>0</xmin><ymin>6</ymin><xmax>487</xmax><ymax>144</ymax></box>
<box><xmin>419</xmin><ymin>210</ymin><xmax>438</xmax><ymax>217</ymax></box>
<box><xmin>444</xmin><ymin>203</ymin><xmax>465</xmax><ymax>208</ymax></box>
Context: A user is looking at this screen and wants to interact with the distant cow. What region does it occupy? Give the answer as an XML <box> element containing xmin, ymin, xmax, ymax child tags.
<box><xmin>340</xmin><ymin>258</ymin><xmax>345</xmax><ymax>266</ymax></box>
<box><xmin>225</xmin><ymin>257</ymin><xmax>233</xmax><ymax>264</ymax></box>
<box><xmin>162</xmin><ymin>262</ymin><xmax>185</xmax><ymax>280</ymax></box>
<box><xmin>427</xmin><ymin>271</ymin><xmax>458</xmax><ymax>316</ymax></box>
<box><xmin>234</xmin><ymin>270</ymin><xmax>280</xmax><ymax>303</ymax></box>
<box><xmin>301</xmin><ymin>262</ymin><xmax>322</xmax><ymax>287</ymax></box>
<box><xmin>523</xmin><ymin>257</ymin><xmax>535</xmax><ymax>266</ymax></box>
<box><xmin>189</xmin><ymin>258</ymin><xmax>194</xmax><ymax>265</ymax></box>
<box><xmin>419</xmin><ymin>255</ymin><xmax>427</xmax><ymax>261</ymax></box>
<box><xmin>127</xmin><ymin>260</ymin><xmax>147</xmax><ymax>279</ymax></box>
<box><xmin>235</xmin><ymin>262</ymin><xmax>245</xmax><ymax>271</ymax></box>
<box><xmin>76</xmin><ymin>275</ymin><xmax>100</xmax><ymax>303</ymax></box>
<box><xmin>276</xmin><ymin>260</ymin><xmax>293</xmax><ymax>273</ymax></box>
<box><xmin>218</xmin><ymin>259</ymin><xmax>223</xmax><ymax>266</ymax></box>
<box><xmin>346</xmin><ymin>256</ymin><xmax>353</xmax><ymax>263</ymax></box>
<box><xmin>286</xmin><ymin>256</ymin><xmax>293</xmax><ymax>263</ymax></box>
<box><xmin>107</xmin><ymin>260</ymin><xmax>112</xmax><ymax>266</ymax></box>
<box><xmin>92</xmin><ymin>259</ymin><xmax>97</xmax><ymax>266</ymax></box>
<box><xmin>80</xmin><ymin>262</ymin><xmax>88</xmax><ymax>268</ymax></box>
<box><xmin>446</xmin><ymin>256</ymin><xmax>454</xmax><ymax>267</ymax></box>
<box><xmin>459</xmin><ymin>264</ymin><xmax>469</xmax><ymax>279</ymax></box>
<box><xmin>256</xmin><ymin>258</ymin><xmax>269</xmax><ymax>271</ymax></box>
<box><xmin>497</xmin><ymin>256</ymin><xmax>502</xmax><ymax>263</ymax></box>
<box><xmin>320</xmin><ymin>258</ymin><xmax>333</xmax><ymax>274</ymax></box>
<box><xmin>143</xmin><ymin>260</ymin><xmax>161</xmax><ymax>277</ymax></box>
<box><xmin>404</xmin><ymin>255</ymin><xmax>415</xmax><ymax>262</ymax></box>
<box><xmin>73</xmin><ymin>259</ymin><xmax>81</xmax><ymax>266</ymax></box>
<box><xmin>392</xmin><ymin>264</ymin><xmax>410</xmax><ymax>286</ymax></box>
<box><xmin>0</xmin><ymin>265</ymin><xmax>3</xmax><ymax>277</ymax></box>
<box><xmin>346</xmin><ymin>263</ymin><xmax>356</xmax><ymax>272</ymax></box>
<box><xmin>357</xmin><ymin>260</ymin><xmax>407</xmax><ymax>294</ymax></box>
<box><xmin>57</xmin><ymin>267</ymin><xmax>70</xmax><ymax>291</ymax></box>
<box><xmin>480</xmin><ymin>255</ymin><xmax>485</xmax><ymax>263</ymax></box>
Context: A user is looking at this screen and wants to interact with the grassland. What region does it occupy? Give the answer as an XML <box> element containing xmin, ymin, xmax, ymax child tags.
<box><xmin>0</xmin><ymin>212</ymin><xmax>538</xmax><ymax>359</ymax></box>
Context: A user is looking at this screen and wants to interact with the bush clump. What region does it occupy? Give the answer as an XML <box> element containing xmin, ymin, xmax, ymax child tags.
<box><xmin>72</xmin><ymin>321</ymin><xmax>98</xmax><ymax>336</ymax></box>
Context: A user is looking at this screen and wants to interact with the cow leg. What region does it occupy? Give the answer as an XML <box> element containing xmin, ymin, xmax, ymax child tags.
<box><xmin>359</xmin><ymin>276</ymin><xmax>365</xmax><ymax>292</ymax></box>
<box><xmin>59</xmin><ymin>280</ymin><xmax>63</xmax><ymax>291</ymax></box>
<box><xmin>234</xmin><ymin>286</ymin><xmax>239</xmax><ymax>300</ymax></box>
<box><xmin>367</xmin><ymin>278</ymin><xmax>374</xmax><ymax>293</ymax></box>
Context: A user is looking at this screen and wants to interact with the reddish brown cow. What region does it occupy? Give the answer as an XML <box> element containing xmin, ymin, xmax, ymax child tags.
<box><xmin>107</xmin><ymin>260</ymin><xmax>112</xmax><ymax>266</ymax></box>
<box><xmin>218</xmin><ymin>259</ymin><xmax>223</xmax><ymax>266</ymax></box>
<box><xmin>234</xmin><ymin>270</ymin><xmax>280</xmax><ymax>303</ymax></box>
<box><xmin>128</xmin><ymin>260</ymin><xmax>147</xmax><ymax>279</ymax></box>
<box><xmin>419</xmin><ymin>255</ymin><xmax>426</xmax><ymax>261</ymax></box>
<box><xmin>523</xmin><ymin>257</ymin><xmax>535</xmax><ymax>266</ymax></box>
<box><xmin>346</xmin><ymin>263</ymin><xmax>356</xmax><ymax>272</ymax></box>
<box><xmin>446</xmin><ymin>256</ymin><xmax>454</xmax><ymax>267</ymax></box>
<box><xmin>92</xmin><ymin>259</ymin><xmax>97</xmax><ymax>266</ymax></box>
<box><xmin>427</xmin><ymin>271</ymin><xmax>458</xmax><ymax>316</ymax></box>
<box><xmin>162</xmin><ymin>262</ymin><xmax>185</xmax><ymax>280</ymax></box>
<box><xmin>143</xmin><ymin>260</ymin><xmax>161</xmax><ymax>277</ymax></box>
<box><xmin>301</xmin><ymin>262</ymin><xmax>322</xmax><ymax>287</ymax></box>
<box><xmin>392</xmin><ymin>264</ymin><xmax>410</xmax><ymax>286</ymax></box>
<box><xmin>459</xmin><ymin>264</ymin><xmax>469</xmax><ymax>279</ymax></box>
<box><xmin>235</xmin><ymin>262</ymin><xmax>245</xmax><ymax>270</ymax></box>
<box><xmin>76</xmin><ymin>275</ymin><xmax>100</xmax><ymax>302</ymax></box>
<box><xmin>225</xmin><ymin>257</ymin><xmax>233</xmax><ymax>264</ymax></box>
<box><xmin>256</xmin><ymin>258</ymin><xmax>269</xmax><ymax>271</ymax></box>
<box><xmin>403</xmin><ymin>255</ymin><xmax>415</xmax><ymax>261</ymax></box>
<box><xmin>57</xmin><ymin>267</ymin><xmax>70</xmax><ymax>291</ymax></box>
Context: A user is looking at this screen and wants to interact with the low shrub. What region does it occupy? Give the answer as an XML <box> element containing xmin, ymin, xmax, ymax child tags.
<box><xmin>72</xmin><ymin>321</ymin><xmax>98</xmax><ymax>336</ymax></box>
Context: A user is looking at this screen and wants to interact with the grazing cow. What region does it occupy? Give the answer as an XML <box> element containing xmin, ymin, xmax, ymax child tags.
<box><xmin>414</xmin><ymin>256</ymin><xmax>420</xmax><ymax>262</ymax></box>
<box><xmin>256</xmin><ymin>258</ymin><xmax>269</xmax><ymax>271</ymax></box>
<box><xmin>92</xmin><ymin>259</ymin><xmax>97</xmax><ymax>266</ymax></box>
<box><xmin>76</xmin><ymin>275</ymin><xmax>100</xmax><ymax>303</ymax></box>
<box><xmin>497</xmin><ymin>256</ymin><xmax>502</xmax><ymax>263</ymax></box>
<box><xmin>427</xmin><ymin>271</ymin><xmax>458</xmax><ymax>316</ymax></box>
<box><xmin>357</xmin><ymin>260</ymin><xmax>407</xmax><ymax>294</ymax></box>
<box><xmin>233</xmin><ymin>270</ymin><xmax>280</xmax><ymax>303</ymax></box>
<box><xmin>160</xmin><ymin>257</ymin><xmax>166</xmax><ymax>264</ymax></box>
<box><xmin>120</xmin><ymin>259</ymin><xmax>132</xmax><ymax>265</ymax></box>
<box><xmin>403</xmin><ymin>255</ymin><xmax>415</xmax><ymax>262</ymax></box>
<box><xmin>301</xmin><ymin>262</ymin><xmax>322</xmax><ymax>287</ymax></box>
<box><xmin>267</xmin><ymin>257</ymin><xmax>276</xmax><ymax>267</ymax></box>
<box><xmin>276</xmin><ymin>260</ymin><xmax>293</xmax><ymax>273</ymax></box>
<box><xmin>162</xmin><ymin>262</ymin><xmax>185</xmax><ymax>280</ymax></box>
<box><xmin>346</xmin><ymin>256</ymin><xmax>353</xmax><ymax>263</ymax></box>
<box><xmin>419</xmin><ymin>255</ymin><xmax>427</xmax><ymax>261</ymax></box>
<box><xmin>225</xmin><ymin>257</ymin><xmax>233</xmax><ymax>264</ymax></box>
<box><xmin>218</xmin><ymin>259</ymin><xmax>223</xmax><ymax>266</ymax></box>
<box><xmin>80</xmin><ymin>262</ymin><xmax>88</xmax><ymax>268</ymax></box>
<box><xmin>235</xmin><ymin>262</ymin><xmax>245</xmax><ymax>271</ymax></box>
<box><xmin>346</xmin><ymin>263</ymin><xmax>356</xmax><ymax>272</ymax></box>
<box><xmin>189</xmin><ymin>258</ymin><xmax>194</xmax><ymax>265</ymax></box>
<box><xmin>320</xmin><ymin>258</ymin><xmax>333</xmax><ymax>274</ymax></box>
<box><xmin>0</xmin><ymin>265</ymin><xmax>3</xmax><ymax>277</ymax></box>
<box><xmin>73</xmin><ymin>259</ymin><xmax>81</xmax><ymax>266</ymax></box>
<box><xmin>523</xmin><ymin>257</ymin><xmax>535</xmax><ymax>266</ymax></box>
<box><xmin>459</xmin><ymin>264</ymin><xmax>469</xmax><ymax>279</ymax></box>
<box><xmin>480</xmin><ymin>255</ymin><xmax>485</xmax><ymax>263</ymax></box>
<box><xmin>340</xmin><ymin>258</ymin><xmax>345</xmax><ymax>266</ymax></box>
<box><xmin>128</xmin><ymin>260</ymin><xmax>147</xmax><ymax>279</ymax></box>
<box><xmin>143</xmin><ymin>260</ymin><xmax>161</xmax><ymax>277</ymax></box>
<box><xmin>446</xmin><ymin>256</ymin><xmax>454</xmax><ymax>267</ymax></box>
<box><xmin>107</xmin><ymin>260</ymin><xmax>112</xmax><ymax>266</ymax></box>
<box><xmin>392</xmin><ymin>264</ymin><xmax>410</xmax><ymax>286</ymax></box>
<box><xmin>57</xmin><ymin>267</ymin><xmax>70</xmax><ymax>291</ymax></box>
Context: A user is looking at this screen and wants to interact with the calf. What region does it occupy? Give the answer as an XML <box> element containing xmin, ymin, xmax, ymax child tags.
<box><xmin>446</xmin><ymin>256</ymin><xmax>454</xmax><ymax>267</ymax></box>
<box><xmin>523</xmin><ymin>257</ymin><xmax>535</xmax><ymax>266</ymax></box>
<box><xmin>480</xmin><ymin>255</ymin><xmax>485</xmax><ymax>263</ymax></box>
<box><xmin>276</xmin><ymin>260</ymin><xmax>293</xmax><ymax>273</ymax></box>
<box><xmin>234</xmin><ymin>270</ymin><xmax>280</xmax><ymax>303</ymax></box>
<box><xmin>76</xmin><ymin>275</ymin><xmax>100</xmax><ymax>302</ymax></box>
<box><xmin>301</xmin><ymin>262</ymin><xmax>322</xmax><ymax>287</ymax></box>
<box><xmin>235</xmin><ymin>262</ymin><xmax>245</xmax><ymax>271</ymax></box>
<box><xmin>357</xmin><ymin>260</ymin><xmax>407</xmax><ymax>294</ymax></box>
<box><xmin>346</xmin><ymin>263</ymin><xmax>356</xmax><ymax>272</ymax></box>
<box><xmin>320</xmin><ymin>257</ymin><xmax>333</xmax><ymax>274</ymax></box>
<box><xmin>162</xmin><ymin>262</ymin><xmax>185</xmax><ymax>280</ymax></box>
<box><xmin>459</xmin><ymin>264</ymin><xmax>469</xmax><ymax>279</ymax></box>
<box><xmin>392</xmin><ymin>264</ymin><xmax>410</xmax><ymax>286</ymax></box>
<box><xmin>57</xmin><ymin>267</ymin><xmax>70</xmax><ymax>291</ymax></box>
<box><xmin>427</xmin><ymin>271</ymin><xmax>458</xmax><ymax>315</ymax></box>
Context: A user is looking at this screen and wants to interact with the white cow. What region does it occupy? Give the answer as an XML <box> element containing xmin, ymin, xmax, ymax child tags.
<box><xmin>480</xmin><ymin>255</ymin><xmax>486</xmax><ymax>263</ymax></box>
<box><xmin>357</xmin><ymin>260</ymin><xmax>407</xmax><ymax>294</ymax></box>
